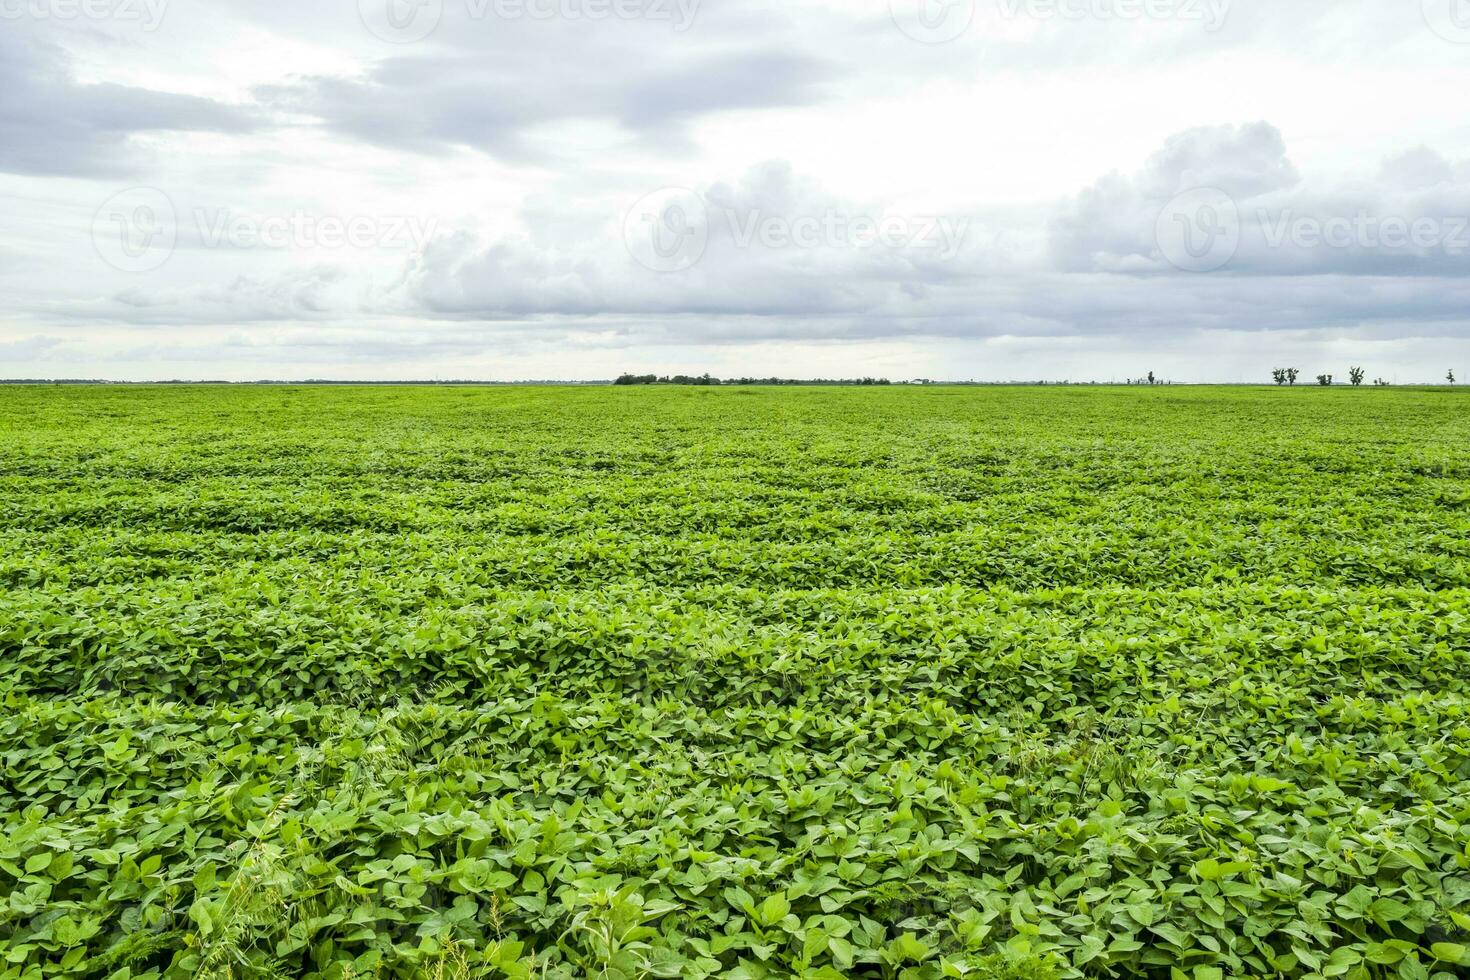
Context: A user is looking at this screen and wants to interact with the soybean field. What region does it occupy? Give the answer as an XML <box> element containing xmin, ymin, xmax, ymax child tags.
<box><xmin>2</xmin><ymin>384</ymin><xmax>1469</xmax><ymax>980</ymax></box>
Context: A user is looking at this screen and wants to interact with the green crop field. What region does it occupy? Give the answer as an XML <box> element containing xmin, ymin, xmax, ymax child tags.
<box><xmin>2</xmin><ymin>384</ymin><xmax>1469</xmax><ymax>980</ymax></box>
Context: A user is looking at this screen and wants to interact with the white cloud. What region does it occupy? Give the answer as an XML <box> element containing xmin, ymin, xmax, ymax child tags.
<box><xmin>0</xmin><ymin>29</ymin><xmax>255</xmax><ymax>176</ymax></box>
<box><xmin>1</xmin><ymin>0</ymin><xmax>1468</xmax><ymax>379</ymax></box>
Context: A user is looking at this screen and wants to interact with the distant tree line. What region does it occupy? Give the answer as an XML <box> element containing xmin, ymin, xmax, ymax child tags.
<box><xmin>613</xmin><ymin>374</ymin><xmax>894</xmax><ymax>386</ymax></box>
<box><xmin>1126</xmin><ymin>372</ymin><xmax>1167</xmax><ymax>385</ymax></box>
<box><xmin>614</xmin><ymin>374</ymin><xmax>720</xmax><ymax>386</ymax></box>
<box><xmin>1270</xmin><ymin>367</ymin><xmax>1458</xmax><ymax>387</ymax></box>
<box><xmin>1271</xmin><ymin>368</ymin><xmax>1301</xmax><ymax>386</ymax></box>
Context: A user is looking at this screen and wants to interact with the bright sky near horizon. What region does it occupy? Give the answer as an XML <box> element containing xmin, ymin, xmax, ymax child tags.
<box><xmin>1</xmin><ymin>0</ymin><xmax>1467</xmax><ymax>381</ymax></box>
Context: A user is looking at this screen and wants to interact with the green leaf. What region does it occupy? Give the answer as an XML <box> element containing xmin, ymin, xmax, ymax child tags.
<box><xmin>1324</xmin><ymin>947</ymin><xmax>1363</xmax><ymax>976</ymax></box>
<box><xmin>828</xmin><ymin>936</ymin><xmax>855</xmax><ymax>969</ymax></box>
<box><xmin>1430</xmin><ymin>944</ymin><xmax>1469</xmax><ymax>965</ymax></box>
<box><xmin>758</xmin><ymin>893</ymin><xmax>791</xmax><ymax>928</ymax></box>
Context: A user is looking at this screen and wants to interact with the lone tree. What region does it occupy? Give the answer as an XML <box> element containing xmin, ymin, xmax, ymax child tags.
<box><xmin>1272</xmin><ymin>368</ymin><xmax>1287</xmax><ymax>385</ymax></box>
<box><xmin>1147</xmin><ymin>371</ymin><xmax>1156</xmax><ymax>386</ymax></box>
<box><xmin>1316</xmin><ymin>374</ymin><xmax>1333</xmax><ymax>386</ymax></box>
<box><xmin>1349</xmin><ymin>366</ymin><xmax>1365</xmax><ymax>386</ymax></box>
<box><xmin>1287</xmin><ymin>368</ymin><xmax>1300</xmax><ymax>385</ymax></box>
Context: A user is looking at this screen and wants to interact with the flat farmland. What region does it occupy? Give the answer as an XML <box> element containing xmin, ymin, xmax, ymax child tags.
<box><xmin>1</xmin><ymin>385</ymin><xmax>1468</xmax><ymax>979</ymax></box>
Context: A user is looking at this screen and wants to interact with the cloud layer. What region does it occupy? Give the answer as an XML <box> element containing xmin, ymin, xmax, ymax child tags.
<box><xmin>0</xmin><ymin>29</ymin><xmax>254</xmax><ymax>176</ymax></box>
<box><xmin>1</xmin><ymin>0</ymin><xmax>1467</xmax><ymax>380</ymax></box>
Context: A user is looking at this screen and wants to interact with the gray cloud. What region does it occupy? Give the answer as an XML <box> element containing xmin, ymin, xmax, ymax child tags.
<box><xmin>367</xmin><ymin>130</ymin><xmax>1470</xmax><ymax>347</ymax></box>
<box><xmin>103</xmin><ymin>266</ymin><xmax>351</xmax><ymax>322</ymax></box>
<box><xmin>263</xmin><ymin>25</ymin><xmax>829</xmax><ymax>160</ymax></box>
<box><xmin>0</xmin><ymin>335</ymin><xmax>65</xmax><ymax>359</ymax></box>
<box><xmin>0</xmin><ymin>31</ymin><xmax>256</xmax><ymax>177</ymax></box>
<box><xmin>3</xmin><ymin>0</ymin><xmax>1468</xmax><ymax>380</ymax></box>
<box><xmin>1052</xmin><ymin>123</ymin><xmax>1470</xmax><ymax>279</ymax></box>
<box><xmin>402</xmin><ymin>160</ymin><xmax>993</xmax><ymax>321</ymax></box>
<box><xmin>29</xmin><ymin>124</ymin><xmax>1470</xmax><ymax>358</ymax></box>
<box><xmin>1048</xmin><ymin>122</ymin><xmax>1301</xmax><ymax>273</ymax></box>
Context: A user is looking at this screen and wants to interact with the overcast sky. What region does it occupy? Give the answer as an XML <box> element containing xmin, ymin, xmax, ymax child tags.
<box><xmin>1</xmin><ymin>0</ymin><xmax>1467</xmax><ymax>381</ymax></box>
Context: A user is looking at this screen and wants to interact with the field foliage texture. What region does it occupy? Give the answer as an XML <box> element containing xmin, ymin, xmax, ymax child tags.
<box><xmin>1</xmin><ymin>385</ymin><xmax>1469</xmax><ymax>980</ymax></box>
